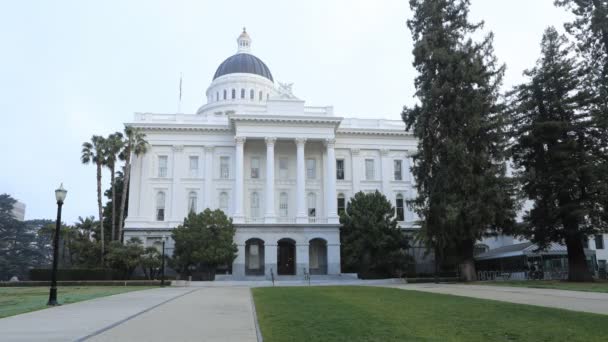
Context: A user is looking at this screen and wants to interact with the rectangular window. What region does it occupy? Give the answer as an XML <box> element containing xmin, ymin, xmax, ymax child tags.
<box><xmin>251</xmin><ymin>157</ymin><xmax>260</xmax><ymax>179</ymax></box>
<box><xmin>158</xmin><ymin>156</ymin><xmax>168</xmax><ymax>178</ymax></box>
<box><xmin>308</xmin><ymin>193</ymin><xmax>316</xmax><ymax>217</ymax></box>
<box><xmin>337</xmin><ymin>197</ymin><xmax>346</xmax><ymax>216</ymax></box>
<box><xmin>394</xmin><ymin>160</ymin><xmax>402</xmax><ymax>181</ymax></box>
<box><xmin>596</xmin><ymin>235</ymin><xmax>604</xmax><ymax>250</ymax></box>
<box><xmin>396</xmin><ymin>197</ymin><xmax>405</xmax><ymax>221</ymax></box>
<box><xmin>306</xmin><ymin>158</ymin><xmax>316</xmax><ymax>179</ymax></box>
<box><xmin>189</xmin><ymin>156</ymin><xmax>199</xmax><ymax>178</ymax></box>
<box><xmin>220</xmin><ymin>156</ymin><xmax>230</xmax><ymax>179</ymax></box>
<box><xmin>365</xmin><ymin>159</ymin><xmax>374</xmax><ymax>180</ymax></box>
<box><xmin>279</xmin><ymin>157</ymin><xmax>288</xmax><ymax>179</ymax></box>
<box><xmin>336</xmin><ymin>159</ymin><xmax>344</xmax><ymax>180</ymax></box>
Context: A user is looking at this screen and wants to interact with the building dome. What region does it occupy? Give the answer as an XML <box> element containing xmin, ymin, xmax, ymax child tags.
<box><xmin>212</xmin><ymin>28</ymin><xmax>274</xmax><ymax>82</ymax></box>
<box><xmin>213</xmin><ymin>53</ymin><xmax>274</xmax><ymax>82</ymax></box>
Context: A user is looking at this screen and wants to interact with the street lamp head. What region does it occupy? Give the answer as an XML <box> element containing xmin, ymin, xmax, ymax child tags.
<box><xmin>55</xmin><ymin>183</ymin><xmax>67</xmax><ymax>203</ymax></box>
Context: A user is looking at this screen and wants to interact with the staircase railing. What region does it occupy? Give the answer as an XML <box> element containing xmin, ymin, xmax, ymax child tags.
<box><xmin>304</xmin><ymin>267</ymin><xmax>311</xmax><ymax>286</ymax></box>
<box><xmin>270</xmin><ymin>267</ymin><xmax>275</xmax><ymax>286</ymax></box>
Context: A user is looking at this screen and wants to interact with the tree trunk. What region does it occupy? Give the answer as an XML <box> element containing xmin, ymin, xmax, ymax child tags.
<box><xmin>97</xmin><ymin>162</ymin><xmax>104</xmax><ymax>265</ymax></box>
<box><xmin>118</xmin><ymin>153</ymin><xmax>131</xmax><ymax>243</ymax></box>
<box><xmin>565</xmin><ymin>234</ymin><xmax>593</xmax><ymax>282</ymax></box>
<box><xmin>458</xmin><ymin>239</ymin><xmax>477</xmax><ymax>282</ymax></box>
<box><xmin>110</xmin><ymin>166</ymin><xmax>116</xmax><ymax>241</ymax></box>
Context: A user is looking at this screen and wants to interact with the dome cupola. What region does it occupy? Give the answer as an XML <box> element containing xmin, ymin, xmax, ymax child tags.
<box><xmin>212</xmin><ymin>28</ymin><xmax>274</xmax><ymax>82</ymax></box>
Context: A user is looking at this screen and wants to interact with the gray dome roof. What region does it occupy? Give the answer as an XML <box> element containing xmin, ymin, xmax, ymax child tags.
<box><xmin>213</xmin><ymin>53</ymin><xmax>274</xmax><ymax>82</ymax></box>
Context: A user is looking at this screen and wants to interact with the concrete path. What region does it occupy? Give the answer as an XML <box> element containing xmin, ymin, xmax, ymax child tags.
<box><xmin>88</xmin><ymin>287</ymin><xmax>258</xmax><ymax>342</ymax></box>
<box><xmin>385</xmin><ymin>283</ymin><xmax>608</xmax><ymax>315</ymax></box>
<box><xmin>0</xmin><ymin>287</ymin><xmax>193</xmax><ymax>342</ymax></box>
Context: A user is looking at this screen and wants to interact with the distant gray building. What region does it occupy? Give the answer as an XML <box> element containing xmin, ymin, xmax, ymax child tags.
<box><xmin>11</xmin><ymin>200</ymin><xmax>26</xmax><ymax>221</ymax></box>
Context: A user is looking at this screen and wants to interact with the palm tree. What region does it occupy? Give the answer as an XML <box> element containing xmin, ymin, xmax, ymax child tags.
<box><xmin>104</xmin><ymin>132</ymin><xmax>124</xmax><ymax>241</ymax></box>
<box><xmin>81</xmin><ymin>135</ymin><xmax>107</xmax><ymax>264</ymax></box>
<box><xmin>117</xmin><ymin>127</ymin><xmax>148</xmax><ymax>242</ymax></box>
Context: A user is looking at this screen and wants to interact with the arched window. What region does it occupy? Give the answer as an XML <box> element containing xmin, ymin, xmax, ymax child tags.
<box><xmin>251</xmin><ymin>192</ymin><xmax>260</xmax><ymax>218</ymax></box>
<box><xmin>396</xmin><ymin>194</ymin><xmax>404</xmax><ymax>221</ymax></box>
<box><xmin>223</xmin><ymin>89</ymin><xmax>227</xmax><ymax>100</ymax></box>
<box><xmin>231</xmin><ymin>89</ymin><xmax>236</xmax><ymax>99</ymax></box>
<box><xmin>219</xmin><ymin>192</ymin><xmax>229</xmax><ymax>212</ymax></box>
<box><xmin>267</xmin><ymin>93</ymin><xmax>269</xmax><ymax>100</ymax></box>
<box><xmin>259</xmin><ymin>90</ymin><xmax>263</xmax><ymax>101</ymax></box>
<box><xmin>156</xmin><ymin>191</ymin><xmax>165</xmax><ymax>221</ymax></box>
<box><xmin>307</xmin><ymin>193</ymin><xmax>316</xmax><ymax>218</ymax></box>
<box><xmin>250</xmin><ymin>89</ymin><xmax>254</xmax><ymax>100</ymax></box>
<box><xmin>241</xmin><ymin>88</ymin><xmax>245</xmax><ymax>99</ymax></box>
<box><xmin>188</xmin><ymin>191</ymin><xmax>197</xmax><ymax>214</ymax></box>
<box><xmin>337</xmin><ymin>193</ymin><xmax>346</xmax><ymax>216</ymax></box>
<box><xmin>216</xmin><ymin>92</ymin><xmax>219</xmax><ymax>102</ymax></box>
<box><xmin>279</xmin><ymin>192</ymin><xmax>288</xmax><ymax>218</ymax></box>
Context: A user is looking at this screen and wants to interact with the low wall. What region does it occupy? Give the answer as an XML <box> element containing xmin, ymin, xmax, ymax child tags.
<box><xmin>0</xmin><ymin>280</ymin><xmax>163</xmax><ymax>287</ymax></box>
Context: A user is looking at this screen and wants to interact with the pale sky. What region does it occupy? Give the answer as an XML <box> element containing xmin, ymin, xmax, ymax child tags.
<box><xmin>0</xmin><ymin>0</ymin><xmax>572</xmax><ymax>223</ymax></box>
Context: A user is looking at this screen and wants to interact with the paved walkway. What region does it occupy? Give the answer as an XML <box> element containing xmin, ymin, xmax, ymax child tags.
<box><xmin>0</xmin><ymin>287</ymin><xmax>257</xmax><ymax>342</ymax></box>
<box><xmin>386</xmin><ymin>283</ymin><xmax>608</xmax><ymax>315</ymax></box>
<box><xmin>89</xmin><ymin>287</ymin><xmax>257</xmax><ymax>342</ymax></box>
<box><xmin>0</xmin><ymin>287</ymin><xmax>193</xmax><ymax>342</ymax></box>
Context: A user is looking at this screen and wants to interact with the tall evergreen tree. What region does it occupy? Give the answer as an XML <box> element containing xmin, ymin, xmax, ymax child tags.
<box><xmin>510</xmin><ymin>27</ymin><xmax>608</xmax><ymax>282</ymax></box>
<box><xmin>403</xmin><ymin>0</ymin><xmax>516</xmax><ymax>281</ymax></box>
<box><xmin>556</xmin><ymin>0</ymin><xmax>608</xmax><ymax>128</ymax></box>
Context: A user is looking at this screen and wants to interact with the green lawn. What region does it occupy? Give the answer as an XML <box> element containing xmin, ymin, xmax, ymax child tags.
<box><xmin>252</xmin><ymin>286</ymin><xmax>608</xmax><ymax>342</ymax></box>
<box><xmin>0</xmin><ymin>286</ymin><xmax>153</xmax><ymax>319</ymax></box>
<box><xmin>477</xmin><ymin>280</ymin><xmax>608</xmax><ymax>293</ymax></box>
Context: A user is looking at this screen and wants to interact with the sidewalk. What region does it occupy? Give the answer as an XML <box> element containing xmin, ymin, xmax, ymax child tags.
<box><xmin>0</xmin><ymin>287</ymin><xmax>193</xmax><ymax>342</ymax></box>
<box><xmin>386</xmin><ymin>283</ymin><xmax>608</xmax><ymax>315</ymax></box>
<box><xmin>88</xmin><ymin>287</ymin><xmax>258</xmax><ymax>342</ymax></box>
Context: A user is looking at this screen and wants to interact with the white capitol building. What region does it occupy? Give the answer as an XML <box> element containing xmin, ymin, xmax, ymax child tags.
<box><xmin>123</xmin><ymin>29</ymin><xmax>418</xmax><ymax>278</ymax></box>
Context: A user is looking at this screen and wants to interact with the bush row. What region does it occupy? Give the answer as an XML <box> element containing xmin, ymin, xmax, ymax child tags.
<box><xmin>0</xmin><ymin>280</ymin><xmax>163</xmax><ymax>287</ymax></box>
<box><xmin>29</xmin><ymin>268</ymin><xmax>178</xmax><ymax>281</ymax></box>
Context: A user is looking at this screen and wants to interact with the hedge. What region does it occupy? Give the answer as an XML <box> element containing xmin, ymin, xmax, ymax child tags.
<box><xmin>0</xmin><ymin>280</ymin><xmax>163</xmax><ymax>287</ymax></box>
<box><xmin>29</xmin><ymin>268</ymin><xmax>130</xmax><ymax>281</ymax></box>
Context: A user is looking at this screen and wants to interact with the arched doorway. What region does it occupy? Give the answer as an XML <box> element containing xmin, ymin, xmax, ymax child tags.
<box><xmin>245</xmin><ymin>238</ymin><xmax>265</xmax><ymax>276</ymax></box>
<box><xmin>309</xmin><ymin>238</ymin><xmax>328</xmax><ymax>275</ymax></box>
<box><xmin>277</xmin><ymin>238</ymin><xmax>296</xmax><ymax>275</ymax></box>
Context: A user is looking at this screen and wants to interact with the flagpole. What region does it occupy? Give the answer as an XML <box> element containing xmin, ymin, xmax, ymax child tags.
<box><xmin>178</xmin><ymin>72</ymin><xmax>182</xmax><ymax>113</ymax></box>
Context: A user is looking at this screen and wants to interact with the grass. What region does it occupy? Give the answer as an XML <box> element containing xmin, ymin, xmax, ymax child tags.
<box><xmin>0</xmin><ymin>286</ymin><xmax>153</xmax><ymax>319</ymax></box>
<box><xmin>476</xmin><ymin>280</ymin><xmax>608</xmax><ymax>293</ymax></box>
<box><xmin>252</xmin><ymin>286</ymin><xmax>608</xmax><ymax>342</ymax></box>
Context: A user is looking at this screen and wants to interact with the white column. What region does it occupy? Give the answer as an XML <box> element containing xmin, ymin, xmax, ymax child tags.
<box><xmin>351</xmin><ymin>148</ymin><xmax>361</xmax><ymax>194</ymax></box>
<box><xmin>265</xmin><ymin>243</ymin><xmax>277</xmax><ymax>278</ymax></box>
<box><xmin>381</xmin><ymin>149</ymin><xmax>391</xmax><ymax>196</ymax></box>
<box><xmin>170</xmin><ymin>145</ymin><xmax>183</xmax><ymax>221</ymax></box>
<box><xmin>295</xmin><ymin>138</ymin><xmax>307</xmax><ymax>223</ymax></box>
<box><xmin>265</xmin><ymin>137</ymin><xmax>277</xmax><ymax>223</ymax></box>
<box><xmin>204</xmin><ymin>146</ymin><xmax>214</xmax><ymax>209</ymax></box>
<box><xmin>325</xmin><ymin>139</ymin><xmax>338</xmax><ymax>224</ymax></box>
<box><xmin>234</xmin><ymin>137</ymin><xmax>245</xmax><ymax>223</ymax></box>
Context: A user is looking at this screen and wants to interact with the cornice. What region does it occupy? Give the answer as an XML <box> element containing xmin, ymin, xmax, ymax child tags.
<box><xmin>337</xmin><ymin>128</ymin><xmax>413</xmax><ymax>137</ymax></box>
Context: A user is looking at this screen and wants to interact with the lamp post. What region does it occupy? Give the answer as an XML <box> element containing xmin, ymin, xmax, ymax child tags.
<box><xmin>48</xmin><ymin>183</ymin><xmax>67</xmax><ymax>306</ymax></box>
<box><xmin>160</xmin><ymin>235</ymin><xmax>166</xmax><ymax>287</ymax></box>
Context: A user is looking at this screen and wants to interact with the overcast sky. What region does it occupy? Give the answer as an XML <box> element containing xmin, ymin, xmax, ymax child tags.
<box><xmin>0</xmin><ymin>0</ymin><xmax>572</xmax><ymax>223</ymax></box>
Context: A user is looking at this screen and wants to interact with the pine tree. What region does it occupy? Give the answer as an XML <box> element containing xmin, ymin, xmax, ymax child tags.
<box><xmin>556</xmin><ymin>0</ymin><xmax>608</xmax><ymax>141</ymax></box>
<box><xmin>403</xmin><ymin>0</ymin><xmax>516</xmax><ymax>281</ymax></box>
<box><xmin>510</xmin><ymin>27</ymin><xmax>608</xmax><ymax>282</ymax></box>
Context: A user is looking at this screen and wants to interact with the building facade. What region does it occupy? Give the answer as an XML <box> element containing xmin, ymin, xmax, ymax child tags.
<box><xmin>123</xmin><ymin>29</ymin><xmax>418</xmax><ymax>279</ymax></box>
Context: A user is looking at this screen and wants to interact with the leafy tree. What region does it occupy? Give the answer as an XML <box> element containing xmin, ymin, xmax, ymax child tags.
<box><xmin>172</xmin><ymin>209</ymin><xmax>237</xmax><ymax>280</ymax></box>
<box><xmin>140</xmin><ymin>246</ymin><xmax>162</xmax><ymax>280</ymax></box>
<box><xmin>403</xmin><ymin>0</ymin><xmax>516</xmax><ymax>281</ymax></box>
<box><xmin>106</xmin><ymin>238</ymin><xmax>144</xmax><ymax>279</ymax></box>
<box><xmin>118</xmin><ymin>127</ymin><xmax>148</xmax><ymax>242</ymax></box>
<box><xmin>104</xmin><ymin>132</ymin><xmax>124</xmax><ymax>241</ymax></box>
<box><xmin>510</xmin><ymin>27</ymin><xmax>607</xmax><ymax>281</ymax></box>
<box><xmin>0</xmin><ymin>194</ymin><xmax>41</xmax><ymax>280</ymax></box>
<box><xmin>81</xmin><ymin>135</ymin><xmax>107</xmax><ymax>264</ymax></box>
<box><xmin>340</xmin><ymin>191</ymin><xmax>410</xmax><ymax>279</ymax></box>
